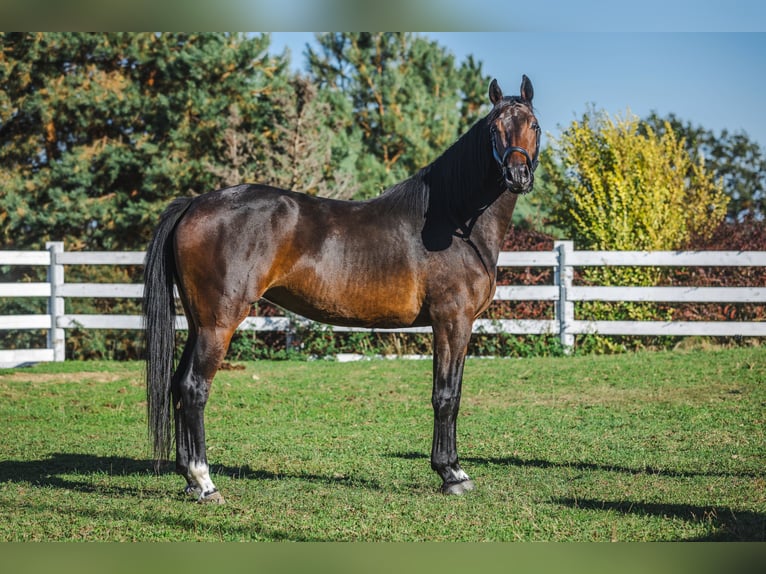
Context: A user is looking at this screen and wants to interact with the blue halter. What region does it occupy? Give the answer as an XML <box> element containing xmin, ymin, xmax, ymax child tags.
<box><xmin>490</xmin><ymin>124</ymin><xmax>540</xmax><ymax>173</ymax></box>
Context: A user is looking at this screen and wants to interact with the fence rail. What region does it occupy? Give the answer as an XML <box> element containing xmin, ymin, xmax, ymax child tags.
<box><xmin>2</xmin><ymin>240</ymin><xmax>765</xmax><ymax>366</ymax></box>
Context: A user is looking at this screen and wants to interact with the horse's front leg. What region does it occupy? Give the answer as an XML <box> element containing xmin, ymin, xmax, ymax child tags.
<box><xmin>430</xmin><ymin>318</ymin><xmax>475</xmax><ymax>495</ymax></box>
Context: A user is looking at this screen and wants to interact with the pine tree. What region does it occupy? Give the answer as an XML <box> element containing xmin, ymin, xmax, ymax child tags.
<box><xmin>307</xmin><ymin>32</ymin><xmax>489</xmax><ymax>198</ymax></box>
<box><xmin>258</xmin><ymin>75</ymin><xmax>359</xmax><ymax>199</ymax></box>
<box><xmin>0</xmin><ymin>32</ymin><xmax>286</xmax><ymax>250</ymax></box>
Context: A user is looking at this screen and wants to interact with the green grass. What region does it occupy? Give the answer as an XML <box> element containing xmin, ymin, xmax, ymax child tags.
<box><xmin>1</xmin><ymin>347</ymin><xmax>764</xmax><ymax>541</ymax></box>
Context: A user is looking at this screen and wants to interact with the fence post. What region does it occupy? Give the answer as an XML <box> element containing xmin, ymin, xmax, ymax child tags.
<box><xmin>46</xmin><ymin>241</ymin><xmax>65</xmax><ymax>362</ymax></box>
<box><xmin>554</xmin><ymin>240</ymin><xmax>574</xmax><ymax>354</ymax></box>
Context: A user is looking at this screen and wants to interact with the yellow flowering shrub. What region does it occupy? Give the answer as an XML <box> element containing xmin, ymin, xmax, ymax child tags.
<box><xmin>545</xmin><ymin>110</ymin><xmax>730</xmax><ymax>346</ymax></box>
<box><xmin>548</xmin><ymin>109</ymin><xmax>728</xmax><ymax>252</ymax></box>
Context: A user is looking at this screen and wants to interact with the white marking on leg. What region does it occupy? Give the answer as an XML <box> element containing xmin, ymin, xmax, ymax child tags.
<box><xmin>454</xmin><ymin>468</ymin><xmax>470</xmax><ymax>482</ymax></box>
<box><xmin>189</xmin><ymin>461</ymin><xmax>217</xmax><ymax>496</ymax></box>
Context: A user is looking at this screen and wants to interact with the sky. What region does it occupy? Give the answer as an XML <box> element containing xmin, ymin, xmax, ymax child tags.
<box><xmin>269</xmin><ymin>32</ymin><xmax>766</xmax><ymax>150</ymax></box>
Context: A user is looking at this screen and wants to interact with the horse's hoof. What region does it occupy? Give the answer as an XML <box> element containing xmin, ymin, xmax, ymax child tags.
<box><xmin>197</xmin><ymin>489</ymin><xmax>226</xmax><ymax>504</ymax></box>
<box><xmin>441</xmin><ymin>479</ymin><xmax>475</xmax><ymax>495</ymax></box>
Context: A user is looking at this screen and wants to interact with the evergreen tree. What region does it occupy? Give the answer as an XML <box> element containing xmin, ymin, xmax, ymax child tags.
<box><xmin>307</xmin><ymin>32</ymin><xmax>489</xmax><ymax>198</ymax></box>
<box><xmin>258</xmin><ymin>75</ymin><xmax>359</xmax><ymax>199</ymax></box>
<box><xmin>0</xmin><ymin>32</ymin><xmax>368</xmax><ymax>359</ymax></box>
<box><xmin>0</xmin><ymin>32</ymin><xmax>287</xmax><ymax>250</ymax></box>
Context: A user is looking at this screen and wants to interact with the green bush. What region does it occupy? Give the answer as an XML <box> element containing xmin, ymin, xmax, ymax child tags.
<box><xmin>544</xmin><ymin>109</ymin><xmax>728</xmax><ymax>252</ymax></box>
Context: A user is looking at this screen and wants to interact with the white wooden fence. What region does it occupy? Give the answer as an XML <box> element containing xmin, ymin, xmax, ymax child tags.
<box><xmin>1</xmin><ymin>240</ymin><xmax>765</xmax><ymax>366</ymax></box>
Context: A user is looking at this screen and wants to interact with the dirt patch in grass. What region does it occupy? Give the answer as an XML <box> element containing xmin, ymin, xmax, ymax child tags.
<box><xmin>0</xmin><ymin>371</ymin><xmax>133</xmax><ymax>385</ymax></box>
<box><xmin>463</xmin><ymin>380</ymin><xmax>752</xmax><ymax>410</ymax></box>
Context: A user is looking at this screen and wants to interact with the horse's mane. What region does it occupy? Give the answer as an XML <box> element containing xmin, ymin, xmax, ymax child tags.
<box><xmin>374</xmin><ymin>96</ymin><xmax>528</xmax><ymax>220</ymax></box>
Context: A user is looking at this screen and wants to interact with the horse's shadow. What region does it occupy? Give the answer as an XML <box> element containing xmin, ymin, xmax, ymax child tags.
<box><xmin>0</xmin><ymin>453</ymin><xmax>331</xmax><ymax>541</ymax></box>
<box><xmin>0</xmin><ymin>453</ymin><xmax>154</xmax><ymax>496</ymax></box>
<box><xmin>552</xmin><ymin>497</ymin><xmax>766</xmax><ymax>542</ymax></box>
<box><xmin>393</xmin><ymin>452</ymin><xmax>766</xmax><ymax>541</ymax></box>
<box><xmin>395</xmin><ymin>450</ymin><xmax>762</xmax><ymax>479</ymax></box>
<box><xmin>5</xmin><ymin>452</ymin><xmax>763</xmax><ymax>541</ymax></box>
<box><xmin>462</xmin><ymin>453</ymin><xmax>763</xmax><ymax>480</ymax></box>
<box><xmin>0</xmin><ymin>452</ymin><xmax>381</xmax><ymax>496</ymax></box>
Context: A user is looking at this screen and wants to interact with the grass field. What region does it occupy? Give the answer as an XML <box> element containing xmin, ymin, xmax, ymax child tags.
<box><xmin>0</xmin><ymin>347</ymin><xmax>764</xmax><ymax>541</ymax></box>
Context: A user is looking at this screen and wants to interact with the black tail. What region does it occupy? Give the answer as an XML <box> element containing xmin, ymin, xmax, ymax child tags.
<box><xmin>143</xmin><ymin>197</ymin><xmax>193</xmax><ymax>467</ymax></box>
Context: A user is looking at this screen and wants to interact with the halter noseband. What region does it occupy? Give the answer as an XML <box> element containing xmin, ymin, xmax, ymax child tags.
<box><xmin>490</xmin><ymin>118</ymin><xmax>541</xmax><ymax>174</ymax></box>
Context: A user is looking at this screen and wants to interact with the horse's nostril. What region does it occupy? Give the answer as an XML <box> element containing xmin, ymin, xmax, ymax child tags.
<box><xmin>511</xmin><ymin>164</ymin><xmax>530</xmax><ymax>181</ymax></box>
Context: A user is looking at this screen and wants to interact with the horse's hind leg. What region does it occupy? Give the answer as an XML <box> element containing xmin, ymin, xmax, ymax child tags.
<box><xmin>171</xmin><ymin>332</ymin><xmax>200</xmax><ymax>496</ymax></box>
<box><xmin>174</xmin><ymin>324</ymin><xmax>240</xmax><ymax>504</ymax></box>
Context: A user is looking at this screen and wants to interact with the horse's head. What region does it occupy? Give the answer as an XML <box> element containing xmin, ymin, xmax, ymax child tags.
<box><xmin>488</xmin><ymin>75</ymin><xmax>540</xmax><ymax>194</ymax></box>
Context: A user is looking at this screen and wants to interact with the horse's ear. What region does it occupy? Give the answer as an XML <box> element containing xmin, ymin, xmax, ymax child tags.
<box><xmin>520</xmin><ymin>74</ymin><xmax>534</xmax><ymax>103</ymax></box>
<box><xmin>489</xmin><ymin>79</ymin><xmax>503</xmax><ymax>105</ymax></box>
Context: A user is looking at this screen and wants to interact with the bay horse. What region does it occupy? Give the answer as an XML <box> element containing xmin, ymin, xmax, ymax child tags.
<box><xmin>143</xmin><ymin>75</ymin><xmax>540</xmax><ymax>503</ymax></box>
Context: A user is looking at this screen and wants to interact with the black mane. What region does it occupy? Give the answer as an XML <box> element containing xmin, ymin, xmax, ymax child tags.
<box><xmin>376</xmin><ymin>95</ymin><xmax>533</xmax><ymax>222</ymax></box>
<box><xmin>374</xmin><ymin>113</ymin><xmax>496</xmax><ymax>220</ymax></box>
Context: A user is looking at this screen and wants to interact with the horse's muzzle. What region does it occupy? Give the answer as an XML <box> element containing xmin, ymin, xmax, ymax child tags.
<box><xmin>504</xmin><ymin>163</ymin><xmax>534</xmax><ymax>194</ymax></box>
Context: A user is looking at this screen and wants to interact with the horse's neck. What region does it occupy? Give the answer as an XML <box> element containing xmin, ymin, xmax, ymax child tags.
<box><xmin>470</xmin><ymin>184</ymin><xmax>519</xmax><ymax>265</ymax></box>
<box><xmin>416</xmin><ymin>119</ymin><xmax>520</xmax><ymax>259</ymax></box>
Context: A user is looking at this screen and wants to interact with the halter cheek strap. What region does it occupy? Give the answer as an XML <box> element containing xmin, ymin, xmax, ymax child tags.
<box><xmin>490</xmin><ymin>125</ymin><xmax>540</xmax><ymax>172</ymax></box>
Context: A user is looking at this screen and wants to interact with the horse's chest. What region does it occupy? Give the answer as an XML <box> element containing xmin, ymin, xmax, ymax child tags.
<box><xmin>425</xmin><ymin>248</ymin><xmax>498</xmax><ymax>316</ymax></box>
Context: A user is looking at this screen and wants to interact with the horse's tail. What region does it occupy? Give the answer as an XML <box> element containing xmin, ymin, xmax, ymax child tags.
<box><xmin>143</xmin><ymin>197</ymin><xmax>193</xmax><ymax>468</ymax></box>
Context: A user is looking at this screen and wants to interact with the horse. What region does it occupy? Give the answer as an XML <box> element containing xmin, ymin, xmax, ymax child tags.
<box><xmin>143</xmin><ymin>75</ymin><xmax>541</xmax><ymax>503</ymax></box>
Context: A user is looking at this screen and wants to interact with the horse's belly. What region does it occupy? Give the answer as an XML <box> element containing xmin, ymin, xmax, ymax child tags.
<box><xmin>261</xmin><ymin>277</ymin><xmax>425</xmax><ymax>329</ymax></box>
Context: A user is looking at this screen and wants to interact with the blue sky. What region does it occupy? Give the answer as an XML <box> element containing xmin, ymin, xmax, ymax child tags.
<box><xmin>270</xmin><ymin>32</ymin><xmax>766</xmax><ymax>150</ymax></box>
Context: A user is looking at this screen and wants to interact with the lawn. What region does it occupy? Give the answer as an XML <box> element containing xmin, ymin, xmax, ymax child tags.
<box><xmin>0</xmin><ymin>347</ymin><xmax>764</xmax><ymax>541</ymax></box>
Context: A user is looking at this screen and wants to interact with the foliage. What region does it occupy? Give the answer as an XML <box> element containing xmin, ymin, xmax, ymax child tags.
<box><xmin>1</xmin><ymin>349</ymin><xmax>764</xmax><ymax>541</ymax></box>
<box><xmin>244</xmin><ymin>75</ymin><xmax>360</xmax><ymax>199</ymax></box>
<box><xmin>494</xmin><ymin>220</ymin><xmax>766</xmax><ymax>356</ymax></box>
<box><xmin>2</xmin><ymin>34</ymin><xmax>764</xmax><ymax>361</ymax></box>
<box><xmin>307</xmin><ymin>32</ymin><xmax>490</xmax><ymax>198</ymax></box>
<box><xmin>0</xmin><ymin>32</ymin><xmax>294</xmax><ymax>251</ymax></box>
<box><xmin>642</xmin><ymin>112</ymin><xmax>766</xmax><ymax>221</ymax></box>
<box><xmin>544</xmin><ymin>108</ymin><xmax>729</xmax><ymax>253</ymax></box>
<box><xmin>0</xmin><ymin>32</ymin><xmax>361</xmax><ymax>358</ymax></box>
<box><xmin>517</xmin><ymin>109</ymin><xmax>766</xmax><ymax>235</ymax></box>
<box><xmin>0</xmin><ymin>32</ymin><xmax>492</xmax><ymax>248</ymax></box>
<box><xmin>537</xmin><ymin>109</ymin><xmax>730</xmax><ymax>349</ymax></box>
<box><xmin>664</xmin><ymin>216</ymin><xmax>766</xmax><ymax>325</ymax></box>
